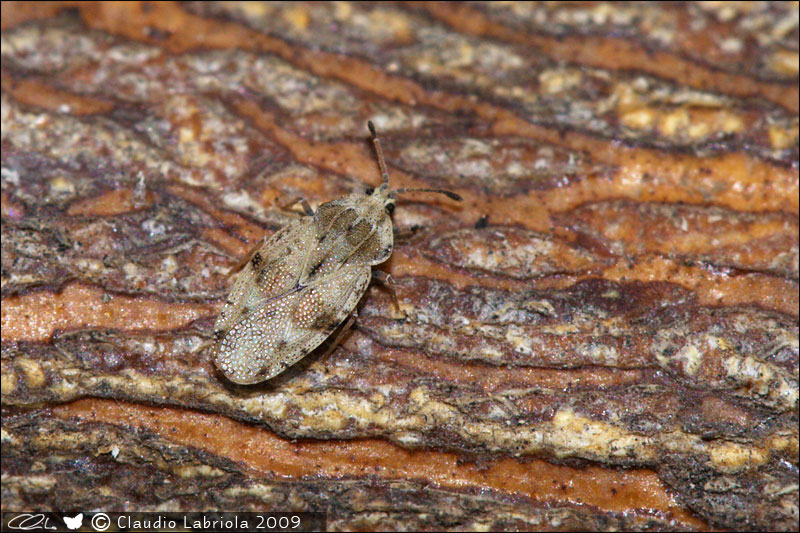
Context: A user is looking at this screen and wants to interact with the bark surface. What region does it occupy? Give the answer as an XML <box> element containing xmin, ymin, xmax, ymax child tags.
<box><xmin>2</xmin><ymin>2</ymin><xmax>798</xmax><ymax>530</ymax></box>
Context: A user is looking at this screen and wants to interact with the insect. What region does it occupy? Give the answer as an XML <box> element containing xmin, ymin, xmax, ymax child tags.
<box><xmin>213</xmin><ymin>122</ymin><xmax>461</xmax><ymax>384</ymax></box>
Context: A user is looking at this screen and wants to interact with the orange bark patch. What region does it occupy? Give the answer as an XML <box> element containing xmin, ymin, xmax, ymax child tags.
<box><xmin>1</xmin><ymin>73</ymin><xmax>114</xmax><ymax>115</ymax></box>
<box><xmin>493</xmin><ymin>117</ymin><xmax>799</xmax><ymax>217</ymax></box>
<box><xmin>53</xmin><ymin>398</ymin><xmax>708</xmax><ymax>529</ymax></box>
<box><xmin>604</xmin><ymin>255</ymin><xmax>798</xmax><ymax>316</ymax></box>
<box><xmin>372</xmin><ymin>344</ymin><xmax>644</xmax><ymax>394</ymax></box>
<box><xmin>67</xmin><ymin>188</ymin><xmax>154</xmax><ymax>216</ymax></box>
<box><xmin>2</xmin><ymin>283</ymin><xmax>215</xmax><ymax>342</ymax></box>
<box><xmin>1</xmin><ymin>1</ymin><xmax>80</xmax><ymax>30</ymax></box>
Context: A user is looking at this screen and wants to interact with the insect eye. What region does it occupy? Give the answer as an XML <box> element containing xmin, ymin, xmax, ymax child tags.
<box><xmin>385</xmin><ymin>203</ymin><xmax>395</xmax><ymax>214</ymax></box>
<box><xmin>365</xmin><ymin>187</ymin><xmax>375</xmax><ymax>195</ymax></box>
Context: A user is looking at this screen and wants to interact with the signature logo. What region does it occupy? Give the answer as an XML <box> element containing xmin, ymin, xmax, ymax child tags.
<box><xmin>63</xmin><ymin>513</ymin><xmax>83</xmax><ymax>530</ymax></box>
<box><xmin>6</xmin><ymin>513</ymin><xmax>57</xmax><ymax>530</ymax></box>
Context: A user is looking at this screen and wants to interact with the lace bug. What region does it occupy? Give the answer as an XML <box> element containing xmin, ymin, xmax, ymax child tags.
<box><xmin>212</xmin><ymin>122</ymin><xmax>461</xmax><ymax>384</ymax></box>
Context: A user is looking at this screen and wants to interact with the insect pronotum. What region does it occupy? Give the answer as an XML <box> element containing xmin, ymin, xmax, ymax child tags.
<box><xmin>212</xmin><ymin>122</ymin><xmax>461</xmax><ymax>384</ymax></box>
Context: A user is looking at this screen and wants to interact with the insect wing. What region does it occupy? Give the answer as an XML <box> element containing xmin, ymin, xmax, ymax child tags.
<box><xmin>214</xmin><ymin>264</ymin><xmax>370</xmax><ymax>384</ymax></box>
<box><xmin>214</xmin><ymin>219</ymin><xmax>314</xmax><ymax>337</ymax></box>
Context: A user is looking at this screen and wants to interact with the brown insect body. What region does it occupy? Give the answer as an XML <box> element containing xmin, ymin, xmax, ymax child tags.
<box><xmin>213</xmin><ymin>122</ymin><xmax>460</xmax><ymax>384</ymax></box>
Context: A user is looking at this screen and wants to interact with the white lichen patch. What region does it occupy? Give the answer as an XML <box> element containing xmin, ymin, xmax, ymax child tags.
<box><xmin>1</xmin><ymin>428</ymin><xmax>17</xmax><ymax>445</ymax></box>
<box><xmin>174</xmin><ymin>465</ymin><xmax>225</xmax><ymax>479</ymax></box>
<box><xmin>15</xmin><ymin>357</ymin><xmax>46</xmax><ymax>388</ymax></box>
<box><xmin>222</xmin><ymin>190</ymin><xmax>267</xmax><ymax>217</ymax></box>
<box><xmin>673</xmin><ymin>342</ymin><xmax>704</xmax><ymax>376</ymax></box>
<box><xmin>724</xmin><ymin>355</ymin><xmax>799</xmax><ymax>411</ymax></box>
<box><xmin>1</xmin><ymin>368</ymin><xmax>17</xmax><ymax>395</ymax></box>
<box><xmin>703</xmin><ymin>439</ymin><xmax>772</xmax><ymax>473</ymax></box>
<box><xmin>582</xmin><ymin>343</ymin><xmax>620</xmax><ymax>365</ymax></box>
<box><xmin>3</xmin><ymin>475</ymin><xmax>57</xmax><ymax>491</ymax></box>
<box><xmin>546</xmin><ymin>408</ymin><xmax>655</xmax><ymax>460</ymax></box>
<box><xmin>223</xmin><ymin>483</ymin><xmax>279</xmax><ymax>502</ymax></box>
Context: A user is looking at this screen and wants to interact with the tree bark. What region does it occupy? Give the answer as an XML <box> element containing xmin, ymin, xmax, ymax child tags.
<box><xmin>2</xmin><ymin>2</ymin><xmax>797</xmax><ymax>530</ymax></box>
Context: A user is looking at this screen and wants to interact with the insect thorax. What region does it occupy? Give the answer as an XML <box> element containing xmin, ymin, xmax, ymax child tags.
<box><xmin>311</xmin><ymin>193</ymin><xmax>394</xmax><ymax>270</ymax></box>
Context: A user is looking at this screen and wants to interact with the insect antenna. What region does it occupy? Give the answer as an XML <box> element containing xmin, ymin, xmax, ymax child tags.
<box><xmin>368</xmin><ymin>122</ymin><xmax>462</xmax><ymax>202</ymax></box>
<box><xmin>392</xmin><ymin>187</ymin><xmax>462</xmax><ymax>201</ymax></box>
<box><xmin>367</xmin><ymin>121</ymin><xmax>390</xmax><ymax>187</ymax></box>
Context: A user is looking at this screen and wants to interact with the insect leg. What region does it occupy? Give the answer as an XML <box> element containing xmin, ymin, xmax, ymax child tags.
<box><xmin>226</xmin><ymin>235</ymin><xmax>268</xmax><ymax>277</ymax></box>
<box><xmin>281</xmin><ymin>197</ymin><xmax>315</xmax><ymax>216</ymax></box>
<box><xmin>319</xmin><ymin>310</ymin><xmax>358</xmax><ymax>361</ymax></box>
<box><xmin>372</xmin><ymin>270</ymin><xmax>404</xmax><ymax>316</ymax></box>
